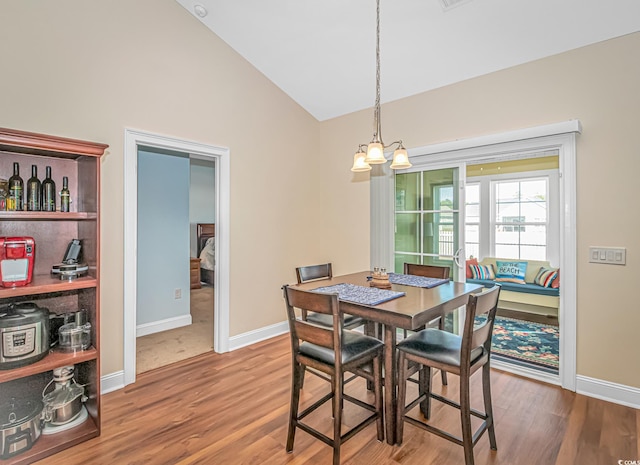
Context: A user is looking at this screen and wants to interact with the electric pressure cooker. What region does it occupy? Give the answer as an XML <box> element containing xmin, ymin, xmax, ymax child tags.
<box><xmin>0</xmin><ymin>303</ymin><xmax>50</xmax><ymax>369</ymax></box>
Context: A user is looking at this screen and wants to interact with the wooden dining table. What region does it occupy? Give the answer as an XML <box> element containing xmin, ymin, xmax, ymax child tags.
<box><xmin>293</xmin><ymin>270</ymin><xmax>482</xmax><ymax>445</ymax></box>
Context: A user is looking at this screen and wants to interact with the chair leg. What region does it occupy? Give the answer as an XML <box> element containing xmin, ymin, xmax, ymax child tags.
<box><xmin>300</xmin><ymin>366</ymin><xmax>306</xmax><ymax>389</ymax></box>
<box><xmin>419</xmin><ymin>365</ymin><xmax>432</xmax><ymax>419</ymax></box>
<box><xmin>459</xmin><ymin>371</ymin><xmax>475</xmax><ymax>465</ymax></box>
<box><xmin>438</xmin><ymin>317</ymin><xmax>448</xmax><ymax>386</ymax></box>
<box><xmin>332</xmin><ymin>370</ymin><xmax>344</xmax><ymax>465</ymax></box>
<box><xmin>396</xmin><ymin>352</ymin><xmax>408</xmax><ymax>446</ymax></box>
<box><xmin>482</xmin><ymin>363</ymin><xmax>497</xmax><ymax>450</ymax></box>
<box><xmin>286</xmin><ymin>361</ymin><xmax>303</xmax><ymax>453</ymax></box>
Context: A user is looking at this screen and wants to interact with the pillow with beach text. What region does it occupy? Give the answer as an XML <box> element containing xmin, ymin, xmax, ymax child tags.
<box><xmin>494</xmin><ymin>260</ymin><xmax>527</xmax><ymax>284</ymax></box>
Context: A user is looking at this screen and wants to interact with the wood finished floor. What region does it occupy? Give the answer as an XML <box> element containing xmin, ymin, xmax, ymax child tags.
<box><xmin>35</xmin><ymin>335</ymin><xmax>639</xmax><ymax>465</ymax></box>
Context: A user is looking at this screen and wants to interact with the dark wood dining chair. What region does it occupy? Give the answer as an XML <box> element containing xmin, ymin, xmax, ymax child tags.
<box><xmin>295</xmin><ymin>263</ymin><xmax>367</xmax><ymax>388</ymax></box>
<box><xmin>403</xmin><ymin>263</ymin><xmax>451</xmax><ymax>385</ymax></box>
<box><xmin>283</xmin><ymin>285</ymin><xmax>384</xmax><ymax>465</ymax></box>
<box><xmin>296</xmin><ymin>263</ymin><xmax>365</xmax><ymax>329</ymax></box>
<box><xmin>395</xmin><ymin>285</ymin><xmax>501</xmax><ymax>465</ymax></box>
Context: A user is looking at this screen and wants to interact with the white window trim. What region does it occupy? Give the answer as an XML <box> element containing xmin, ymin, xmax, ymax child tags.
<box><xmin>371</xmin><ymin>119</ymin><xmax>580</xmax><ymax>391</ymax></box>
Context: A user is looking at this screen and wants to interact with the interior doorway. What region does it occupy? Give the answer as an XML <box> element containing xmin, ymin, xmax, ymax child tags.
<box><xmin>123</xmin><ymin>129</ymin><xmax>230</xmax><ymax>387</ymax></box>
<box><xmin>134</xmin><ymin>152</ymin><xmax>216</xmax><ymax>374</ymax></box>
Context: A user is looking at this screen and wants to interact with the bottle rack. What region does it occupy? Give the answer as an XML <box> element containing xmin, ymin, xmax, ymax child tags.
<box><xmin>0</xmin><ymin>127</ymin><xmax>107</xmax><ymax>464</ymax></box>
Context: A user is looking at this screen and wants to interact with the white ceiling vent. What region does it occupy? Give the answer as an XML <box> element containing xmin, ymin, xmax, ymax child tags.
<box><xmin>439</xmin><ymin>0</ymin><xmax>474</xmax><ymax>11</ymax></box>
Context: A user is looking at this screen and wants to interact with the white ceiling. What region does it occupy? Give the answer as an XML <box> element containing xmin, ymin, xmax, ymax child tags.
<box><xmin>175</xmin><ymin>0</ymin><xmax>640</xmax><ymax>121</ymax></box>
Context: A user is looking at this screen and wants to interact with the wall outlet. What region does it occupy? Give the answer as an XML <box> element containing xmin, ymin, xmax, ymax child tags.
<box><xmin>174</xmin><ymin>288</ymin><xmax>182</xmax><ymax>299</ymax></box>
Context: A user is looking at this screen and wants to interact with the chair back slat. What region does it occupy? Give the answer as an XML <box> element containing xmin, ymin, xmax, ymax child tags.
<box><xmin>294</xmin><ymin>320</ymin><xmax>335</xmax><ymax>349</ymax></box>
<box><xmin>461</xmin><ymin>285</ymin><xmax>501</xmax><ymax>366</ymax></box>
<box><xmin>283</xmin><ymin>285</ymin><xmax>342</xmax><ymax>352</ymax></box>
<box><xmin>404</xmin><ymin>263</ymin><xmax>450</xmax><ymax>279</ymax></box>
<box><xmin>296</xmin><ymin>263</ymin><xmax>333</xmax><ymax>284</ymax></box>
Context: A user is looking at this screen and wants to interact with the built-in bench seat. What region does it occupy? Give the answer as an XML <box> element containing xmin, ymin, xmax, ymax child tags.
<box><xmin>467</xmin><ymin>257</ymin><xmax>559</xmax><ymax>318</ymax></box>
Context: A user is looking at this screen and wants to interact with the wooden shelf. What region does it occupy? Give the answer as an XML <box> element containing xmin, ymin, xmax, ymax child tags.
<box><xmin>0</xmin><ymin>211</ymin><xmax>97</xmax><ymax>220</ymax></box>
<box><xmin>0</xmin><ymin>127</ymin><xmax>106</xmax><ymax>463</ymax></box>
<box><xmin>0</xmin><ymin>347</ymin><xmax>98</xmax><ymax>384</ymax></box>
<box><xmin>1</xmin><ymin>414</ymin><xmax>99</xmax><ymax>465</ymax></box>
<box><xmin>0</xmin><ymin>274</ymin><xmax>97</xmax><ymax>298</ymax></box>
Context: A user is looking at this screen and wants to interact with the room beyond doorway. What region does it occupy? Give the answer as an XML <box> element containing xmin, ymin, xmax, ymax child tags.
<box><xmin>136</xmin><ymin>286</ymin><xmax>214</xmax><ymax>373</ymax></box>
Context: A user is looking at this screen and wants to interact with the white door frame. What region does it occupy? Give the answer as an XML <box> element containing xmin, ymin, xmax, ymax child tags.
<box><xmin>372</xmin><ymin>120</ymin><xmax>580</xmax><ymax>391</ymax></box>
<box><xmin>123</xmin><ymin>128</ymin><xmax>230</xmax><ymax>387</ymax></box>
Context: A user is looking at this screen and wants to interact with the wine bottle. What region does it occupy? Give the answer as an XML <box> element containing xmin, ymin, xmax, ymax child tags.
<box><xmin>60</xmin><ymin>176</ymin><xmax>71</xmax><ymax>212</ymax></box>
<box><xmin>26</xmin><ymin>164</ymin><xmax>41</xmax><ymax>211</ymax></box>
<box><xmin>41</xmin><ymin>166</ymin><xmax>56</xmax><ymax>212</ymax></box>
<box><xmin>7</xmin><ymin>162</ymin><xmax>23</xmax><ymax>211</ymax></box>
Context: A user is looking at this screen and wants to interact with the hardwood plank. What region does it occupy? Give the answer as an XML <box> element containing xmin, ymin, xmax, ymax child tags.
<box><xmin>32</xmin><ymin>335</ymin><xmax>638</xmax><ymax>465</ymax></box>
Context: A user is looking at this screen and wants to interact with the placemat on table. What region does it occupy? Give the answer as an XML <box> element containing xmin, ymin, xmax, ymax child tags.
<box><xmin>387</xmin><ymin>273</ymin><xmax>450</xmax><ymax>289</ymax></box>
<box><xmin>312</xmin><ymin>283</ymin><xmax>405</xmax><ymax>306</ymax></box>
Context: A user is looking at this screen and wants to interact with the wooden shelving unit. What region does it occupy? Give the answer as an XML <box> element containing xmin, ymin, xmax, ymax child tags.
<box><xmin>0</xmin><ymin>127</ymin><xmax>107</xmax><ymax>464</ymax></box>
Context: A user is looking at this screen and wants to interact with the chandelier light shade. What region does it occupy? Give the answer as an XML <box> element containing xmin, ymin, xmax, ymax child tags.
<box><xmin>351</xmin><ymin>0</ymin><xmax>412</xmax><ymax>173</ymax></box>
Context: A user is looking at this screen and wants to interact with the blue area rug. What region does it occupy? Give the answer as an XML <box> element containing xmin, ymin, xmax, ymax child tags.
<box><xmin>483</xmin><ymin>316</ymin><xmax>559</xmax><ymax>373</ymax></box>
<box><xmin>441</xmin><ymin>314</ymin><xmax>559</xmax><ymax>373</ymax></box>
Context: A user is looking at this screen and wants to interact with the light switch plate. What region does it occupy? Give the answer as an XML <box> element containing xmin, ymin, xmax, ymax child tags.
<box><xmin>589</xmin><ymin>247</ymin><xmax>626</xmax><ymax>265</ymax></box>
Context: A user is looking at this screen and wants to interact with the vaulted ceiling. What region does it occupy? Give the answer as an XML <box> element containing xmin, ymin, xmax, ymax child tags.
<box><xmin>175</xmin><ymin>0</ymin><xmax>640</xmax><ymax>121</ymax></box>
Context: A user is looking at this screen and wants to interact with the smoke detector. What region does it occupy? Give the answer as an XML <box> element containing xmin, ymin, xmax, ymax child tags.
<box><xmin>439</xmin><ymin>0</ymin><xmax>473</xmax><ymax>11</ymax></box>
<box><xmin>194</xmin><ymin>4</ymin><xmax>208</xmax><ymax>17</ymax></box>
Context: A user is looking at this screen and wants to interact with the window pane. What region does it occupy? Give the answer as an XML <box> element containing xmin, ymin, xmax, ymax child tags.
<box><xmin>520</xmin><ymin>179</ymin><xmax>546</xmax><ymax>201</ymax></box>
<box><xmin>466</xmin><ymin>204</ymin><xmax>480</xmax><ymax>222</ymax></box>
<box><xmin>466</xmin><ymin>184</ymin><xmax>480</xmax><ymax>203</ymax></box>
<box><xmin>520</xmin><ymin>225</ymin><xmax>546</xmax><ymax>246</ymax></box>
<box><xmin>466</xmin><ymin>225</ymin><xmax>479</xmax><ymax>243</ymax></box>
<box><xmin>495</xmin><ymin>227</ymin><xmax>519</xmax><ymax>244</ymax></box>
<box><xmin>394</xmin><ymin>253</ymin><xmax>419</xmax><ymax>273</ymax></box>
<box><xmin>520</xmin><ymin>202</ymin><xmax>547</xmax><ymax>222</ymax></box>
<box><xmin>423</xmin><ymin>169</ymin><xmax>456</xmax><ymax>210</ymax></box>
<box><xmin>496</xmin><ymin>182</ymin><xmax>520</xmax><ymax>202</ymax></box>
<box><xmin>395</xmin><ymin>172</ymin><xmax>420</xmax><ymax>211</ymax></box>
<box><xmin>466</xmin><ymin>243</ymin><xmax>479</xmax><ymax>259</ymax></box>
<box><xmin>495</xmin><ymin>243</ymin><xmax>519</xmax><ymax>258</ymax></box>
<box><xmin>520</xmin><ymin>245</ymin><xmax>546</xmax><ymax>260</ymax></box>
<box><xmin>496</xmin><ymin>203</ymin><xmax>520</xmax><ymax>222</ymax></box>
<box><xmin>395</xmin><ymin>213</ymin><xmax>420</xmax><ymax>253</ymax></box>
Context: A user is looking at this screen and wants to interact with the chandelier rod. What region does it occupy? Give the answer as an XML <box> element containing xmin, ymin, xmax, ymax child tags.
<box><xmin>372</xmin><ymin>0</ymin><xmax>382</xmax><ymax>145</ymax></box>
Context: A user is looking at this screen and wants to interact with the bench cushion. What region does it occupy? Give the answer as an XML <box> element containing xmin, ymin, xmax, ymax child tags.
<box><xmin>467</xmin><ymin>278</ymin><xmax>560</xmax><ymax>297</ymax></box>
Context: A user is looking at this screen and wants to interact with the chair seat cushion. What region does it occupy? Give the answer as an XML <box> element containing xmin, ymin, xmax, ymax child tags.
<box><xmin>306</xmin><ymin>311</ymin><xmax>364</xmax><ymax>329</ymax></box>
<box><xmin>397</xmin><ymin>328</ymin><xmax>484</xmax><ymax>367</ymax></box>
<box><xmin>300</xmin><ymin>330</ymin><xmax>383</xmax><ymax>366</ymax></box>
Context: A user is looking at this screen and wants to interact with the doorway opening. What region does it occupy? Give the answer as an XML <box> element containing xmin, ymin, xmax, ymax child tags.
<box><xmin>123</xmin><ymin>129</ymin><xmax>230</xmax><ymax>387</ymax></box>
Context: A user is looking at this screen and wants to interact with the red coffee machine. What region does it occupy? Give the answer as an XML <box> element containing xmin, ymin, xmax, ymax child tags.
<box><xmin>0</xmin><ymin>237</ymin><xmax>35</xmax><ymax>287</ymax></box>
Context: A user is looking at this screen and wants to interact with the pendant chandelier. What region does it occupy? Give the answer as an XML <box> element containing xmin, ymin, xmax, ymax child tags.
<box><xmin>351</xmin><ymin>0</ymin><xmax>412</xmax><ymax>172</ymax></box>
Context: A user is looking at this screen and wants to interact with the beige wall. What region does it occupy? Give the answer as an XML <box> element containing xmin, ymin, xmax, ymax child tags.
<box><xmin>322</xmin><ymin>32</ymin><xmax>640</xmax><ymax>388</ymax></box>
<box><xmin>2</xmin><ymin>1</ymin><xmax>639</xmax><ymax>389</ymax></box>
<box><xmin>0</xmin><ymin>0</ymin><xmax>321</xmax><ymax>375</ymax></box>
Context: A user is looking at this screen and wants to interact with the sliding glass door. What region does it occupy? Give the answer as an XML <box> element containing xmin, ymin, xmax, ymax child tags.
<box><xmin>394</xmin><ymin>165</ymin><xmax>465</xmax><ymax>281</ymax></box>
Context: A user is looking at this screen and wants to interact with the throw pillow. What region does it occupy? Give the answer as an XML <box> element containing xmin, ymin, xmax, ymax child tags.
<box><xmin>465</xmin><ymin>257</ymin><xmax>478</xmax><ymax>279</ymax></box>
<box><xmin>551</xmin><ymin>269</ymin><xmax>560</xmax><ymax>289</ymax></box>
<box><xmin>470</xmin><ymin>264</ymin><xmax>495</xmax><ymax>280</ymax></box>
<box><xmin>495</xmin><ymin>260</ymin><xmax>527</xmax><ymax>284</ymax></box>
<box><xmin>534</xmin><ymin>267</ymin><xmax>558</xmax><ymax>288</ymax></box>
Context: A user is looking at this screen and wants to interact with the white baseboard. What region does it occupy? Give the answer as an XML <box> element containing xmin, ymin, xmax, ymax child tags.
<box><xmin>576</xmin><ymin>375</ymin><xmax>640</xmax><ymax>409</ymax></box>
<box><xmin>101</xmin><ymin>370</ymin><xmax>125</xmax><ymax>394</ymax></box>
<box><xmin>136</xmin><ymin>314</ymin><xmax>192</xmax><ymax>337</ymax></box>
<box><xmin>228</xmin><ymin>320</ymin><xmax>289</xmax><ymax>351</ymax></box>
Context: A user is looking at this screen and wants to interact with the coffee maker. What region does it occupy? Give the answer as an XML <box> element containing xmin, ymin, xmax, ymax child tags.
<box><xmin>0</xmin><ymin>237</ymin><xmax>35</xmax><ymax>287</ymax></box>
